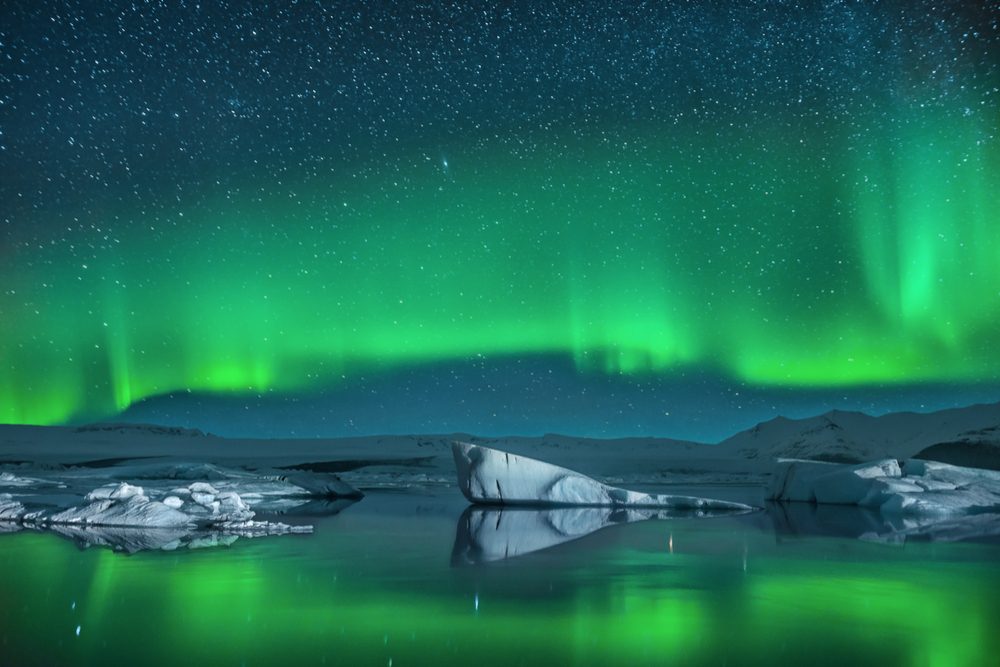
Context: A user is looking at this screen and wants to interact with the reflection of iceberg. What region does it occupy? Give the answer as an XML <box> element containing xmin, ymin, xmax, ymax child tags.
<box><xmin>49</xmin><ymin>524</ymin><xmax>212</xmax><ymax>552</ymax></box>
<box><xmin>452</xmin><ymin>443</ymin><xmax>754</xmax><ymax>511</ymax></box>
<box><xmin>46</xmin><ymin>522</ymin><xmax>311</xmax><ymax>553</ymax></box>
<box><xmin>453</xmin><ymin>506</ymin><xmax>626</xmax><ymax>564</ymax></box>
<box><xmin>452</xmin><ymin>505</ymin><xmax>747</xmax><ymax>564</ymax></box>
<box><xmin>767</xmin><ymin>500</ymin><xmax>1000</xmax><ymax>544</ymax></box>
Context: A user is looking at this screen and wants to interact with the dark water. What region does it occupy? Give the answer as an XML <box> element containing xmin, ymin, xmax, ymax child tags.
<box><xmin>1</xmin><ymin>489</ymin><xmax>998</xmax><ymax>667</ymax></box>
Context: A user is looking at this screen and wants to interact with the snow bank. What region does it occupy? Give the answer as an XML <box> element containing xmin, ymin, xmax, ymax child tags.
<box><xmin>452</xmin><ymin>442</ymin><xmax>754</xmax><ymax>511</ymax></box>
<box><xmin>768</xmin><ymin>458</ymin><xmax>1000</xmax><ymax>515</ymax></box>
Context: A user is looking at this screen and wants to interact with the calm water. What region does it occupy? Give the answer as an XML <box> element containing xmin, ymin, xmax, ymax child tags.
<box><xmin>1</xmin><ymin>488</ymin><xmax>998</xmax><ymax>667</ymax></box>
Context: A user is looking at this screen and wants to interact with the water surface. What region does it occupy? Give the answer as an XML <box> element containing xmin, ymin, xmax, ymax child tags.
<box><xmin>1</xmin><ymin>489</ymin><xmax>997</xmax><ymax>666</ymax></box>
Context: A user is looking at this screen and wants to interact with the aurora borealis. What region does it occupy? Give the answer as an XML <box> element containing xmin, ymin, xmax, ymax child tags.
<box><xmin>1</xmin><ymin>1</ymin><xmax>999</xmax><ymax>435</ymax></box>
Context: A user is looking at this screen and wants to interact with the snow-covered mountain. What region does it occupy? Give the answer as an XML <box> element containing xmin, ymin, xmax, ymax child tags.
<box><xmin>716</xmin><ymin>401</ymin><xmax>1000</xmax><ymax>469</ymax></box>
<box><xmin>1</xmin><ymin>400</ymin><xmax>998</xmax><ymax>481</ymax></box>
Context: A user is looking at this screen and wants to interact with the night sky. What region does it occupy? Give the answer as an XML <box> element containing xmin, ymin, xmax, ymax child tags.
<box><xmin>2</xmin><ymin>1</ymin><xmax>998</xmax><ymax>440</ymax></box>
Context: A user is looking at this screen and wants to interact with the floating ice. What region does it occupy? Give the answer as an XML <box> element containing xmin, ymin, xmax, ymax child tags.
<box><xmin>768</xmin><ymin>458</ymin><xmax>1000</xmax><ymax>516</ymax></box>
<box><xmin>452</xmin><ymin>442</ymin><xmax>754</xmax><ymax>511</ymax></box>
<box><xmin>0</xmin><ymin>481</ymin><xmax>315</xmax><ymax>553</ymax></box>
<box><xmin>44</xmin><ymin>481</ymin><xmax>266</xmax><ymax>527</ymax></box>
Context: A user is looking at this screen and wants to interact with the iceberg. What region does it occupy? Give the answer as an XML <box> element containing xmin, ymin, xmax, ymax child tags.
<box><xmin>48</xmin><ymin>484</ymin><xmax>193</xmax><ymax>528</ymax></box>
<box><xmin>0</xmin><ymin>462</ymin><xmax>360</xmax><ymax>553</ymax></box>
<box><xmin>43</xmin><ymin>482</ymin><xmax>269</xmax><ymax>528</ymax></box>
<box><xmin>0</xmin><ymin>482</ymin><xmax>315</xmax><ymax>552</ymax></box>
<box><xmin>768</xmin><ymin>458</ymin><xmax>1000</xmax><ymax>516</ymax></box>
<box><xmin>452</xmin><ymin>442</ymin><xmax>754</xmax><ymax>511</ymax></box>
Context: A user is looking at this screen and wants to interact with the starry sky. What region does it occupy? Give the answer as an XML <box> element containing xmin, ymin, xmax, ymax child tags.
<box><xmin>1</xmin><ymin>1</ymin><xmax>998</xmax><ymax>440</ymax></box>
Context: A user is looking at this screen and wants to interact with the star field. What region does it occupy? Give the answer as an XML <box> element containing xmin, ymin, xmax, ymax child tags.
<box><xmin>1</xmin><ymin>1</ymin><xmax>998</xmax><ymax>434</ymax></box>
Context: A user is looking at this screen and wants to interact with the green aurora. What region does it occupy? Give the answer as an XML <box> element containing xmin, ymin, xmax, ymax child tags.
<box><xmin>1</xmin><ymin>2</ymin><xmax>998</xmax><ymax>426</ymax></box>
<box><xmin>3</xmin><ymin>95</ymin><xmax>998</xmax><ymax>425</ymax></box>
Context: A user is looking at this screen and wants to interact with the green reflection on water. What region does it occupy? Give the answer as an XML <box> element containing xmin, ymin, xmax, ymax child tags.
<box><xmin>0</xmin><ymin>508</ymin><xmax>997</xmax><ymax>667</ymax></box>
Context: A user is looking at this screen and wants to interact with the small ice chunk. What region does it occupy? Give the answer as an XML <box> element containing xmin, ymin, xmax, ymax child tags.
<box><xmin>83</xmin><ymin>485</ymin><xmax>119</xmax><ymax>502</ymax></box>
<box><xmin>190</xmin><ymin>492</ymin><xmax>216</xmax><ymax>507</ymax></box>
<box><xmin>162</xmin><ymin>496</ymin><xmax>184</xmax><ymax>509</ymax></box>
<box><xmin>217</xmin><ymin>491</ymin><xmax>252</xmax><ymax>520</ymax></box>
<box><xmin>109</xmin><ymin>483</ymin><xmax>145</xmax><ymax>500</ymax></box>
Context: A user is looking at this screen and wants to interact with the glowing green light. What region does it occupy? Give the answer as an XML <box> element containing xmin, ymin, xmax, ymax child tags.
<box><xmin>1</xmin><ymin>86</ymin><xmax>997</xmax><ymax>424</ymax></box>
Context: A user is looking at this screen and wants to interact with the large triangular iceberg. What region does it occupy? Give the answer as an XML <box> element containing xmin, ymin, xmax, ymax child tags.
<box><xmin>452</xmin><ymin>442</ymin><xmax>754</xmax><ymax>511</ymax></box>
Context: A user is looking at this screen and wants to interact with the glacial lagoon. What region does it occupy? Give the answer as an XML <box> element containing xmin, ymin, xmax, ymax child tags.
<box><xmin>1</xmin><ymin>488</ymin><xmax>998</xmax><ymax>667</ymax></box>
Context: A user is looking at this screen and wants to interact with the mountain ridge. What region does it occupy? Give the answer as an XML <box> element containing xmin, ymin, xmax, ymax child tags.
<box><xmin>1</xmin><ymin>400</ymin><xmax>998</xmax><ymax>471</ymax></box>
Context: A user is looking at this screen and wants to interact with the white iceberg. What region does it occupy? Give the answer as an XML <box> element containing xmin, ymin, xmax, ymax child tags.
<box><xmin>2</xmin><ymin>481</ymin><xmax>315</xmax><ymax>553</ymax></box>
<box><xmin>47</xmin><ymin>483</ymin><xmax>202</xmax><ymax>528</ymax></box>
<box><xmin>452</xmin><ymin>442</ymin><xmax>754</xmax><ymax>511</ymax></box>
<box><xmin>768</xmin><ymin>458</ymin><xmax>1000</xmax><ymax>516</ymax></box>
<box><xmin>33</xmin><ymin>481</ymin><xmax>304</xmax><ymax>530</ymax></box>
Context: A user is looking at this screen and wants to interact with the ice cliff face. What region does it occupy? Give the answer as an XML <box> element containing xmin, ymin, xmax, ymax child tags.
<box><xmin>452</xmin><ymin>442</ymin><xmax>754</xmax><ymax>511</ymax></box>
